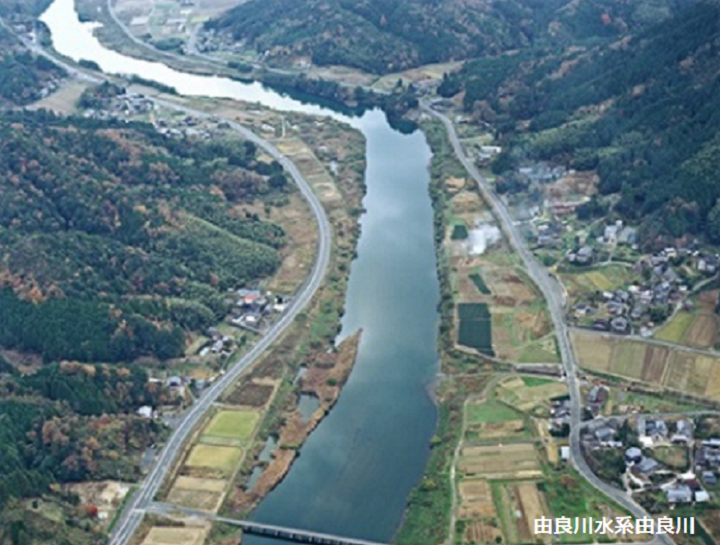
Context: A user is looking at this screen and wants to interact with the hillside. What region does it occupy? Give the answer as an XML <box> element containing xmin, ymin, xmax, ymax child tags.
<box><xmin>447</xmin><ymin>0</ymin><xmax>720</xmax><ymax>245</ymax></box>
<box><xmin>0</xmin><ymin>360</ymin><xmax>173</xmax><ymax>545</ymax></box>
<box><xmin>0</xmin><ymin>24</ymin><xmax>66</xmax><ymax>105</ymax></box>
<box><xmin>206</xmin><ymin>0</ymin><xmax>685</xmax><ymax>74</ymax></box>
<box><xmin>0</xmin><ymin>109</ymin><xmax>288</xmax><ymax>363</ymax></box>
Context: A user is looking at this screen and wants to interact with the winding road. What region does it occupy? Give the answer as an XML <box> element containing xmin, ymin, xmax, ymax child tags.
<box><xmin>422</xmin><ymin>103</ymin><xmax>675</xmax><ymax>545</ymax></box>
<box><xmin>8</xmin><ymin>22</ymin><xmax>333</xmax><ymax>545</ymax></box>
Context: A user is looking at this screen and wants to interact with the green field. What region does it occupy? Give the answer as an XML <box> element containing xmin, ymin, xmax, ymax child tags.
<box><xmin>204</xmin><ymin>410</ymin><xmax>259</xmax><ymax>440</ymax></box>
<box><xmin>469</xmin><ymin>272</ymin><xmax>491</xmax><ymax>295</ymax></box>
<box><xmin>521</xmin><ymin>376</ymin><xmax>555</xmax><ymax>387</ymax></box>
<box><xmin>457</xmin><ymin>303</ymin><xmax>494</xmax><ymax>355</ymax></box>
<box><xmin>466</xmin><ymin>399</ymin><xmax>522</xmax><ymax>424</ymax></box>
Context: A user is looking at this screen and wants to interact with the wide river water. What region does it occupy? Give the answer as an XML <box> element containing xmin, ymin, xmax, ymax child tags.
<box><xmin>41</xmin><ymin>0</ymin><xmax>440</xmax><ymax>541</ymax></box>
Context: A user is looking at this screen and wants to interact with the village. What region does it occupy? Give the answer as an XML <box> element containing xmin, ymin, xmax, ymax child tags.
<box><xmin>579</xmin><ymin>400</ymin><xmax>720</xmax><ymax>513</ymax></box>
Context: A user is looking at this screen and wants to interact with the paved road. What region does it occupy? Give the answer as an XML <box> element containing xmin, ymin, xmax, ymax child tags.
<box><xmin>106</xmin><ymin>103</ymin><xmax>332</xmax><ymax>545</ymax></box>
<box><xmin>422</xmin><ymin>103</ymin><xmax>675</xmax><ymax>545</ymax></box>
<box><xmin>10</xmin><ymin>23</ymin><xmax>334</xmax><ymax>545</ymax></box>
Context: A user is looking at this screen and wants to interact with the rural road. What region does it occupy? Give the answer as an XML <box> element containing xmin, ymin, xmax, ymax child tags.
<box><xmin>422</xmin><ymin>102</ymin><xmax>675</xmax><ymax>545</ymax></box>
<box><xmin>8</xmin><ymin>22</ymin><xmax>334</xmax><ymax>545</ymax></box>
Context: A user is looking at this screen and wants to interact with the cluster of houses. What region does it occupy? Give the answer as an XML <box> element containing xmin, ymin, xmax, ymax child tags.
<box><xmin>568</xmin><ymin>247</ymin><xmax>717</xmax><ymax>335</ymax></box>
<box><xmin>583</xmin><ymin>414</ymin><xmax>719</xmax><ymax>507</ymax></box>
<box><xmin>229</xmin><ymin>288</ymin><xmax>288</xmax><ymax>332</ymax></box>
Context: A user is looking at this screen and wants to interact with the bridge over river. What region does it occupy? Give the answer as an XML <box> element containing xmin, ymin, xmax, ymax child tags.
<box><xmin>145</xmin><ymin>503</ymin><xmax>389</xmax><ymax>545</ymax></box>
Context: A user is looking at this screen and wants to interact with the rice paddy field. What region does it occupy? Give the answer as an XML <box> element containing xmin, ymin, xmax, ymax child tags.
<box><xmin>572</xmin><ymin>330</ymin><xmax>720</xmax><ymax>401</ymax></box>
<box><xmin>456</xmin><ymin>378</ymin><xmax>619</xmax><ymax>545</ymax></box>
<box><xmin>457</xmin><ymin>303</ymin><xmax>494</xmax><ymax>355</ymax></box>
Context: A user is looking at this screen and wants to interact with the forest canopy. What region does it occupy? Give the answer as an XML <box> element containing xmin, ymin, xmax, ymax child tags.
<box><xmin>0</xmin><ymin>110</ymin><xmax>290</xmax><ymax>363</ymax></box>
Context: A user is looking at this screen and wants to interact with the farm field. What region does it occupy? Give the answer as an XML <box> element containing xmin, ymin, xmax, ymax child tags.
<box><xmin>603</xmin><ymin>389</ymin><xmax>705</xmax><ymax>415</ymax></box>
<box><xmin>458</xmin><ymin>443</ymin><xmax>541</xmax><ymax>479</ymax></box>
<box><xmin>167</xmin><ymin>476</ymin><xmax>225</xmax><ymax>512</ymax></box>
<box><xmin>469</xmin><ymin>272</ymin><xmax>490</xmax><ymax>294</ymax></box>
<box><xmin>457</xmin><ymin>303</ymin><xmax>494</xmax><ymax>355</ymax></box>
<box><xmin>140</xmin><ymin>524</ymin><xmax>209</xmax><ymax>545</ymax></box>
<box><xmin>655</xmin><ymin>298</ymin><xmax>719</xmax><ymax>349</ymax></box>
<box><xmin>444</xmin><ymin>177</ymin><xmax>557</xmax><ymax>362</ymax></box>
<box><xmin>496</xmin><ymin>376</ymin><xmax>568</xmax><ymax>413</ymax></box>
<box><xmin>571</xmin><ymin>330</ymin><xmax>720</xmax><ymax>401</ymax></box>
<box><xmin>203</xmin><ymin>409</ymin><xmax>259</xmax><ymax>440</ymax></box>
<box><xmin>493</xmin><ymin>481</ymin><xmax>552</xmax><ymax>545</ymax></box>
<box><xmin>184</xmin><ymin>444</ymin><xmax>243</xmax><ymax>475</ymax></box>
<box><xmin>561</xmin><ymin>265</ymin><xmax>634</xmax><ymax>297</ymax></box>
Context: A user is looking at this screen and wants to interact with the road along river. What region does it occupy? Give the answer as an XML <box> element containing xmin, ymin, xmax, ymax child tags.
<box><xmin>41</xmin><ymin>0</ymin><xmax>440</xmax><ymax>543</ymax></box>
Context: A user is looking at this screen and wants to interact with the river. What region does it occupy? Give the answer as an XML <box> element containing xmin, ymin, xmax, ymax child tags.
<box><xmin>41</xmin><ymin>0</ymin><xmax>440</xmax><ymax>542</ymax></box>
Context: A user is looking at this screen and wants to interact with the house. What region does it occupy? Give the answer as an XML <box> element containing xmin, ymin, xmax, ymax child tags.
<box><xmin>702</xmin><ymin>471</ymin><xmax>717</xmax><ymax>485</ymax></box>
<box><xmin>695</xmin><ymin>490</ymin><xmax>711</xmax><ymax>503</ymax></box>
<box><xmin>666</xmin><ymin>485</ymin><xmax>693</xmax><ymax>504</ymax></box>
<box><xmin>137</xmin><ymin>406</ymin><xmax>153</xmax><ymax>418</ymax></box>
<box><xmin>698</xmin><ymin>255</ymin><xmax>720</xmax><ymax>274</ymax></box>
<box><xmin>166</xmin><ymin>376</ymin><xmax>183</xmax><ymax>388</ymax></box>
<box><xmin>587</xmin><ymin>386</ymin><xmax>608</xmax><ymax>405</ymax></box>
<box><xmin>610</xmin><ymin>316</ymin><xmax>630</xmax><ymax>334</ymax></box>
<box><xmin>595</xmin><ymin>427</ymin><xmax>616</xmax><ymax>443</ymax></box>
<box><xmin>625</xmin><ymin>447</ymin><xmax>643</xmax><ymax>465</ymax></box>
<box><xmin>672</xmin><ymin>419</ymin><xmax>693</xmax><ymax>444</ymax></box>
<box><xmin>575</xmin><ymin>246</ymin><xmax>594</xmax><ymax>265</ymax></box>
<box><xmin>634</xmin><ymin>457</ymin><xmax>661</xmax><ymax>476</ymax></box>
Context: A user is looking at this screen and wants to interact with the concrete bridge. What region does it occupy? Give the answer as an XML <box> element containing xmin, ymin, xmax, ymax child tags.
<box><xmin>145</xmin><ymin>503</ymin><xmax>388</xmax><ymax>545</ymax></box>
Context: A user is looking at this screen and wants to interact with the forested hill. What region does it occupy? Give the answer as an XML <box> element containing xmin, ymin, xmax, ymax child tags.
<box><xmin>0</xmin><ymin>360</ymin><xmax>173</xmax><ymax>545</ymax></box>
<box><xmin>449</xmin><ymin>0</ymin><xmax>720</xmax><ymax>245</ymax></box>
<box><xmin>206</xmin><ymin>0</ymin><xmax>686</xmax><ymax>74</ymax></box>
<box><xmin>0</xmin><ymin>110</ymin><xmax>289</xmax><ymax>363</ymax></box>
<box><xmin>0</xmin><ymin>23</ymin><xmax>66</xmax><ymax>106</ymax></box>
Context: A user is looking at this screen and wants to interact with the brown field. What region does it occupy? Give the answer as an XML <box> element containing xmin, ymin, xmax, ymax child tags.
<box><xmin>172</xmin><ymin>476</ymin><xmax>225</xmax><ymax>493</ymax></box>
<box><xmin>641</xmin><ymin>345</ymin><xmax>669</xmax><ymax>383</ymax></box>
<box><xmin>140</xmin><ymin>525</ymin><xmax>209</xmax><ymax>545</ymax></box>
<box><xmin>464</xmin><ymin>520</ymin><xmax>503</xmax><ymax>545</ymax></box>
<box><xmin>225</xmin><ymin>380</ymin><xmax>276</xmax><ymax>408</ymax></box>
<box><xmin>686</xmin><ymin>314</ymin><xmax>718</xmax><ymax>347</ymax></box>
<box><xmin>459</xmin><ymin>479</ymin><xmax>496</xmax><ymax>519</ymax></box>
<box><xmin>470</xmin><ymin>419</ymin><xmax>527</xmax><ymax>439</ymax></box>
<box><xmin>166</xmin><ymin>487</ymin><xmax>224</xmax><ymax>512</ymax></box>
<box><xmin>572</xmin><ymin>330</ymin><xmax>720</xmax><ymax>401</ymax></box>
<box><xmin>514</xmin><ymin>482</ymin><xmax>550</xmax><ymax>543</ymax></box>
<box><xmin>459</xmin><ymin>443</ymin><xmax>540</xmax><ymax>478</ymax></box>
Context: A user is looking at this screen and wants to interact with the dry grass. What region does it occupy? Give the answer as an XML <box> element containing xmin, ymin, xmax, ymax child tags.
<box><xmin>140</xmin><ymin>525</ymin><xmax>209</xmax><ymax>545</ymax></box>
<box><xmin>458</xmin><ymin>479</ymin><xmax>496</xmax><ymax>519</ymax></box>
<box><xmin>514</xmin><ymin>482</ymin><xmax>550</xmax><ymax>543</ymax></box>
<box><xmin>459</xmin><ymin>443</ymin><xmax>540</xmax><ymax>479</ymax></box>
